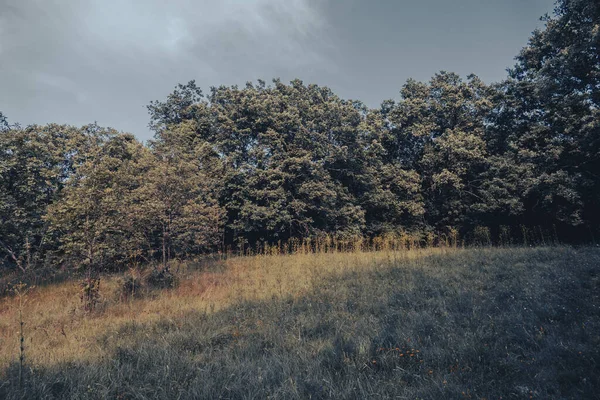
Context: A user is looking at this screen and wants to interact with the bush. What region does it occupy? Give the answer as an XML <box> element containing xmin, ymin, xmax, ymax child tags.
<box><xmin>79</xmin><ymin>276</ymin><xmax>101</xmax><ymax>312</ymax></box>
<box><xmin>121</xmin><ymin>275</ymin><xmax>143</xmax><ymax>300</ymax></box>
<box><xmin>472</xmin><ymin>226</ymin><xmax>492</xmax><ymax>246</ymax></box>
<box><xmin>146</xmin><ymin>268</ymin><xmax>178</xmax><ymax>290</ymax></box>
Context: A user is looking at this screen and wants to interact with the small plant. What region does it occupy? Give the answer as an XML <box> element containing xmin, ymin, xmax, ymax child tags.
<box><xmin>521</xmin><ymin>225</ymin><xmax>530</xmax><ymax>246</ymax></box>
<box><xmin>448</xmin><ymin>227</ymin><xmax>459</xmax><ymax>248</ymax></box>
<box><xmin>80</xmin><ymin>274</ymin><xmax>101</xmax><ymax>312</ymax></box>
<box><xmin>499</xmin><ymin>225</ymin><xmax>512</xmax><ymax>246</ymax></box>
<box><xmin>425</xmin><ymin>231</ymin><xmax>436</xmax><ymax>248</ymax></box>
<box><xmin>121</xmin><ymin>275</ymin><xmax>142</xmax><ymax>301</ymax></box>
<box><xmin>473</xmin><ymin>226</ymin><xmax>492</xmax><ymax>246</ymax></box>
<box><xmin>12</xmin><ymin>282</ymin><xmax>33</xmax><ymax>390</ymax></box>
<box><xmin>146</xmin><ymin>267</ymin><xmax>178</xmax><ymax>289</ymax></box>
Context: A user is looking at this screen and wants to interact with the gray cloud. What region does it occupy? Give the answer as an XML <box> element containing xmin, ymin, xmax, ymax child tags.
<box><xmin>0</xmin><ymin>0</ymin><xmax>554</xmax><ymax>140</ymax></box>
<box><xmin>0</xmin><ymin>0</ymin><xmax>332</xmax><ymax>138</ymax></box>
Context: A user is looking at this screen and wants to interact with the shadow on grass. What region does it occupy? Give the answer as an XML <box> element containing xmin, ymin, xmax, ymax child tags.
<box><xmin>1</xmin><ymin>247</ymin><xmax>599</xmax><ymax>399</ymax></box>
<box><xmin>0</xmin><ymin>266</ymin><xmax>76</xmax><ymax>298</ymax></box>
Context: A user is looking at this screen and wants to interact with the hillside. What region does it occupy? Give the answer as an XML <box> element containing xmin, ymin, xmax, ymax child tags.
<box><xmin>1</xmin><ymin>246</ymin><xmax>599</xmax><ymax>399</ymax></box>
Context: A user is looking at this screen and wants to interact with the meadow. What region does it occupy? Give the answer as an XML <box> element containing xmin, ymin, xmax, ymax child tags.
<box><xmin>0</xmin><ymin>245</ymin><xmax>599</xmax><ymax>399</ymax></box>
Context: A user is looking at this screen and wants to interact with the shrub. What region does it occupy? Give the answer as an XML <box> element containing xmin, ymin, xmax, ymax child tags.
<box><xmin>472</xmin><ymin>226</ymin><xmax>492</xmax><ymax>246</ymax></box>
<box><xmin>146</xmin><ymin>267</ymin><xmax>178</xmax><ymax>290</ymax></box>
<box><xmin>121</xmin><ymin>275</ymin><xmax>143</xmax><ymax>300</ymax></box>
<box><xmin>79</xmin><ymin>276</ymin><xmax>101</xmax><ymax>312</ymax></box>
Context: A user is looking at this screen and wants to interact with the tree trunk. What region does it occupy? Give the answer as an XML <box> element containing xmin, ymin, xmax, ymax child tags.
<box><xmin>0</xmin><ymin>239</ymin><xmax>25</xmax><ymax>273</ymax></box>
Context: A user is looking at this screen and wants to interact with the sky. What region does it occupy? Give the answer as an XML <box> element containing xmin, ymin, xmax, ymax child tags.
<box><xmin>0</xmin><ymin>0</ymin><xmax>555</xmax><ymax>141</ymax></box>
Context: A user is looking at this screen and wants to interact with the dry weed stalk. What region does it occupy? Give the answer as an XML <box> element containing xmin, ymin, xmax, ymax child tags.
<box><xmin>12</xmin><ymin>282</ymin><xmax>34</xmax><ymax>390</ymax></box>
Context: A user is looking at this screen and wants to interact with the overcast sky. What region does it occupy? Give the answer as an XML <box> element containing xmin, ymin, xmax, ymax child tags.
<box><xmin>1</xmin><ymin>0</ymin><xmax>555</xmax><ymax>141</ymax></box>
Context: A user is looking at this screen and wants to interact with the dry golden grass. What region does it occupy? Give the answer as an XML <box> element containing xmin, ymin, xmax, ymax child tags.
<box><xmin>1</xmin><ymin>245</ymin><xmax>599</xmax><ymax>399</ymax></box>
<box><xmin>0</xmin><ymin>247</ymin><xmax>452</xmax><ymax>369</ymax></box>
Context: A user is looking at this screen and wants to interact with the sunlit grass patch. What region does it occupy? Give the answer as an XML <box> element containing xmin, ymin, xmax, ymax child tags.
<box><xmin>1</xmin><ymin>246</ymin><xmax>599</xmax><ymax>398</ymax></box>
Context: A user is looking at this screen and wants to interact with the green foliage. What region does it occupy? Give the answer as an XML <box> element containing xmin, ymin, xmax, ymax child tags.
<box><xmin>46</xmin><ymin>130</ymin><xmax>154</xmax><ymax>272</ymax></box>
<box><xmin>148</xmin><ymin>79</ymin><xmax>424</xmax><ymax>244</ymax></box>
<box><xmin>0</xmin><ymin>112</ymin><xmax>8</xmax><ymax>131</ymax></box>
<box><xmin>491</xmin><ymin>0</ymin><xmax>600</xmax><ymax>228</ymax></box>
<box><xmin>120</xmin><ymin>275</ymin><xmax>142</xmax><ymax>300</ymax></box>
<box><xmin>379</xmin><ymin>72</ymin><xmax>497</xmax><ymax>230</ymax></box>
<box><xmin>79</xmin><ymin>275</ymin><xmax>100</xmax><ymax>312</ymax></box>
<box><xmin>146</xmin><ymin>267</ymin><xmax>178</xmax><ymax>290</ymax></box>
<box><xmin>0</xmin><ymin>124</ymin><xmax>87</xmax><ymax>272</ymax></box>
<box><xmin>2</xmin><ymin>0</ymin><xmax>600</xmax><ymax>273</ymax></box>
<box><xmin>145</xmin><ymin>122</ymin><xmax>225</xmax><ymax>265</ymax></box>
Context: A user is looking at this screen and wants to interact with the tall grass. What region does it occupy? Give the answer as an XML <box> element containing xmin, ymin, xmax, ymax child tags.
<box><xmin>0</xmin><ymin>245</ymin><xmax>598</xmax><ymax>398</ymax></box>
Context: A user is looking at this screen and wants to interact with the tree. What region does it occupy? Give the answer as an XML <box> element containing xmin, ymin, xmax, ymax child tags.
<box><xmin>490</xmin><ymin>0</ymin><xmax>599</xmax><ymax>231</ymax></box>
<box><xmin>46</xmin><ymin>129</ymin><xmax>154</xmax><ymax>271</ymax></box>
<box><xmin>0</xmin><ymin>124</ymin><xmax>86</xmax><ymax>272</ymax></box>
<box><xmin>149</xmin><ymin>80</ymin><xmax>372</xmax><ymax>247</ymax></box>
<box><xmin>357</xmin><ymin>108</ymin><xmax>424</xmax><ymax>234</ymax></box>
<box><xmin>384</xmin><ymin>72</ymin><xmax>495</xmax><ymax>230</ymax></box>
<box><xmin>0</xmin><ymin>112</ymin><xmax>9</xmax><ymax>131</ymax></box>
<box><xmin>142</xmin><ymin>122</ymin><xmax>225</xmax><ymax>266</ymax></box>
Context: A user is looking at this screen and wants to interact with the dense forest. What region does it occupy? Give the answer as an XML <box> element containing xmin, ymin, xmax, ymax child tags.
<box><xmin>1</xmin><ymin>0</ymin><xmax>598</xmax><ymax>274</ymax></box>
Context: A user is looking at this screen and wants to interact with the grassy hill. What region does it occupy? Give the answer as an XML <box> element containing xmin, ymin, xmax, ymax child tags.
<box><xmin>1</xmin><ymin>246</ymin><xmax>599</xmax><ymax>399</ymax></box>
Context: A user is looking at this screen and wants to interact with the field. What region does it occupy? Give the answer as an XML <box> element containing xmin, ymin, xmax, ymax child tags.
<box><xmin>0</xmin><ymin>246</ymin><xmax>599</xmax><ymax>399</ymax></box>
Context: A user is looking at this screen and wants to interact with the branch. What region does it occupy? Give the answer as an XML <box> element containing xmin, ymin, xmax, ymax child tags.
<box><xmin>0</xmin><ymin>238</ymin><xmax>25</xmax><ymax>273</ymax></box>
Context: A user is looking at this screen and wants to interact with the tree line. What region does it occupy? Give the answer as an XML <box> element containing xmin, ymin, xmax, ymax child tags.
<box><xmin>1</xmin><ymin>0</ymin><xmax>598</xmax><ymax>274</ymax></box>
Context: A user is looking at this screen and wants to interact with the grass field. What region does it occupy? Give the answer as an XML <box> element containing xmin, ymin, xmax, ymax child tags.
<box><xmin>0</xmin><ymin>246</ymin><xmax>599</xmax><ymax>399</ymax></box>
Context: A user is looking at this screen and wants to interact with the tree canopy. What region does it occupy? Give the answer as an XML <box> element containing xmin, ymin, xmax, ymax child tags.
<box><xmin>1</xmin><ymin>0</ymin><xmax>598</xmax><ymax>273</ymax></box>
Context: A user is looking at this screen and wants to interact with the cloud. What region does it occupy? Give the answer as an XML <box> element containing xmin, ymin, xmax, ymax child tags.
<box><xmin>0</xmin><ymin>0</ymin><xmax>554</xmax><ymax>139</ymax></box>
<box><xmin>76</xmin><ymin>0</ymin><xmax>333</xmax><ymax>77</ymax></box>
<box><xmin>0</xmin><ymin>0</ymin><xmax>332</xmax><ymax>138</ymax></box>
